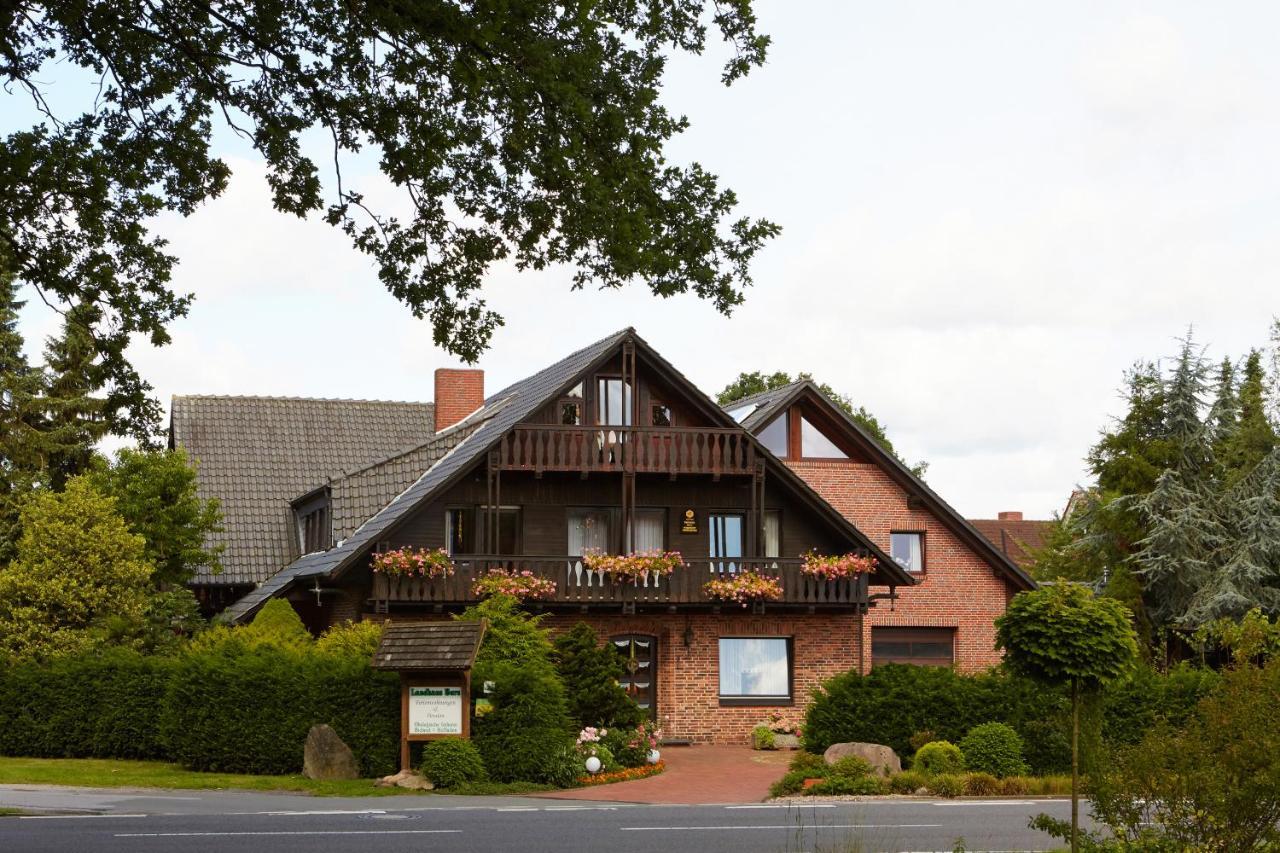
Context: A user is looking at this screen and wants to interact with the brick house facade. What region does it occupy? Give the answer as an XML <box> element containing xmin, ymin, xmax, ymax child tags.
<box><xmin>175</xmin><ymin>329</ymin><xmax>1032</xmax><ymax>745</ymax></box>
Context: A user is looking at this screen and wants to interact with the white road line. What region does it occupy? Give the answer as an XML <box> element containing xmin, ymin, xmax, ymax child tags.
<box><xmin>18</xmin><ymin>814</ymin><xmax>148</xmax><ymax>820</ymax></box>
<box><xmin>725</xmin><ymin>804</ymin><xmax>835</xmax><ymax>809</ymax></box>
<box><xmin>542</xmin><ymin>806</ymin><xmax>618</xmax><ymax>811</ymax></box>
<box><xmin>251</xmin><ymin>809</ymin><xmax>388</xmax><ymax>816</ymax></box>
<box><xmin>931</xmin><ymin>800</ymin><xmax>1051</xmax><ymax>806</ymax></box>
<box><xmin>496</xmin><ymin>807</ymin><xmax>539</xmax><ymax>811</ymax></box>
<box><xmin>115</xmin><ymin>830</ymin><xmax>462</xmax><ymax>838</ymax></box>
<box><xmin>619</xmin><ymin>819</ymin><xmax>942</xmax><ymax>824</ymax></box>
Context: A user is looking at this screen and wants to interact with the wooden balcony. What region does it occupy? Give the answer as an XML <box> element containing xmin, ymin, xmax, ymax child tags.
<box><xmin>495</xmin><ymin>426</ymin><xmax>756</xmax><ymax>477</ymax></box>
<box><xmin>370</xmin><ymin>556</ymin><xmax>871</xmax><ymax>612</ymax></box>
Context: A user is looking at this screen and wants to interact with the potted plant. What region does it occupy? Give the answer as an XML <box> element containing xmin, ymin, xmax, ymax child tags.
<box><xmin>582</xmin><ymin>549</ymin><xmax>684</xmax><ymax>583</ymax></box>
<box><xmin>371</xmin><ymin>546</ymin><xmax>455</xmax><ymax>579</ymax></box>
<box><xmin>800</xmin><ymin>551</ymin><xmax>875</xmax><ymax>581</ymax></box>
<box><xmin>702</xmin><ymin>571</ymin><xmax>783</xmax><ymax>607</ymax></box>
<box><xmin>470</xmin><ymin>568</ymin><xmax>557</xmax><ymax>601</ymax></box>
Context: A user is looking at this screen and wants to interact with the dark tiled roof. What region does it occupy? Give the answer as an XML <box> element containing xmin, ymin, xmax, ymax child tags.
<box><xmin>170</xmin><ymin>395</ymin><xmax>434</xmax><ymax>585</ymax></box>
<box><xmin>969</xmin><ymin>519</ymin><xmax>1053</xmax><ymax>569</ymax></box>
<box><xmin>721</xmin><ymin>381</ymin><xmax>806</xmax><ymax>431</ymax></box>
<box><xmin>372</xmin><ymin>621</ymin><xmax>487</xmax><ymax>671</ymax></box>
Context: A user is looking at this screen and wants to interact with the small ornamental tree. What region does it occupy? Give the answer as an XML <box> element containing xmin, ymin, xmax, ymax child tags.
<box><xmin>996</xmin><ymin>583</ymin><xmax>1138</xmax><ymax>853</ymax></box>
<box><xmin>554</xmin><ymin>623</ymin><xmax>644</xmax><ymax>730</ymax></box>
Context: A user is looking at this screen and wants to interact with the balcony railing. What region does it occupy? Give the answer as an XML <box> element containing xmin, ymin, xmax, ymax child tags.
<box><xmin>495</xmin><ymin>426</ymin><xmax>756</xmax><ymax>476</ymax></box>
<box><xmin>370</xmin><ymin>555</ymin><xmax>871</xmax><ymax>611</ymax></box>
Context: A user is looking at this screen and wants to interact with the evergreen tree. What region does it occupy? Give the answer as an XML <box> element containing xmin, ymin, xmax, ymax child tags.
<box><xmin>1206</xmin><ymin>357</ymin><xmax>1238</xmax><ymax>456</ymax></box>
<box><xmin>1220</xmin><ymin>350</ymin><xmax>1277</xmax><ymax>485</ymax></box>
<box><xmin>40</xmin><ymin>302</ymin><xmax>109</xmax><ymax>489</ymax></box>
<box><xmin>553</xmin><ymin>623</ymin><xmax>644</xmax><ymax>730</ymax></box>
<box><xmin>0</xmin><ymin>267</ymin><xmax>46</xmax><ymax>562</ymax></box>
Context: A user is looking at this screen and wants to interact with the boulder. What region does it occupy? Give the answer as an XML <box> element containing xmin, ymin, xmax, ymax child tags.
<box><xmin>302</xmin><ymin>724</ymin><xmax>361</xmax><ymax>781</ymax></box>
<box><xmin>377</xmin><ymin>769</ymin><xmax>434</xmax><ymax>790</ymax></box>
<box><xmin>822</xmin><ymin>742</ymin><xmax>901</xmax><ymax>778</ymax></box>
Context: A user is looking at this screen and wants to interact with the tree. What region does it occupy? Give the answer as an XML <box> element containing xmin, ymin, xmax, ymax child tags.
<box><xmin>1220</xmin><ymin>350</ymin><xmax>1277</xmax><ymax>484</ymax></box>
<box><xmin>717</xmin><ymin>370</ymin><xmax>928</xmax><ymax>476</ymax></box>
<box><xmin>3</xmin><ymin>1</ymin><xmax>778</xmax><ymax>437</ymax></box>
<box><xmin>996</xmin><ymin>584</ymin><xmax>1138</xmax><ymax>853</ymax></box>
<box><xmin>554</xmin><ymin>623</ymin><xmax>644</xmax><ymax>730</ymax></box>
<box><xmin>39</xmin><ymin>303</ymin><xmax>110</xmax><ymax>488</ymax></box>
<box><xmin>0</xmin><ymin>478</ymin><xmax>153</xmax><ymax>659</ymax></box>
<box><xmin>0</xmin><ymin>266</ymin><xmax>45</xmax><ymax>563</ymax></box>
<box><xmin>87</xmin><ymin>448</ymin><xmax>223</xmax><ymax>586</ymax></box>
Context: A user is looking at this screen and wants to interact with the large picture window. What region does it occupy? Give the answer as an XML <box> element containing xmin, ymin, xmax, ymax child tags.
<box><xmin>718</xmin><ymin>637</ymin><xmax>792</xmax><ymax>704</ymax></box>
<box><xmin>871</xmin><ymin>627</ymin><xmax>954</xmax><ymax>667</ymax></box>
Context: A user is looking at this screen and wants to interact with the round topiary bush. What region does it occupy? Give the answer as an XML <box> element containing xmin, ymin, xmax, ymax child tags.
<box><xmin>959</xmin><ymin>722</ymin><xmax>1029</xmax><ymax>778</ymax></box>
<box><xmin>913</xmin><ymin>740</ymin><xmax>965</xmax><ymax>776</ymax></box>
<box><xmin>420</xmin><ymin>737</ymin><xmax>487</xmax><ymax>789</ymax></box>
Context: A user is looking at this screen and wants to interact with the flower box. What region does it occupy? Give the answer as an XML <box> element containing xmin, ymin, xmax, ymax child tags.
<box><xmin>470</xmin><ymin>568</ymin><xmax>557</xmax><ymax>601</ymax></box>
<box><xmin>582</xmin><ymin>550</ymin><xmax>684</xmax><ymax>583</ymax></box>
<box><xmin>800</xmin><ymin>552</ymin><xmax>875</xmax><ymax>581</ymax></box>
<box><xmin>702</xmin><ymin>571</ymin><xmax>783</xmax><ymax>606</ymax></box>
<box><xmin>371</xmin><ymin>547</ymin><xmax>455</xmax><ymax>579</ymax></box>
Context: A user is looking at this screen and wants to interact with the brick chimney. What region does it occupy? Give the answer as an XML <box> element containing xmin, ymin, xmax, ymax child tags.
<box><xmin>434</xmin><ymin>368</ymin><xmax>484</xmax><ymax>433</ymax></box>
<box><xmin>997</xmin><ymin>511</ymin><xmax>1023</xmax><ymax>521</ymax></box>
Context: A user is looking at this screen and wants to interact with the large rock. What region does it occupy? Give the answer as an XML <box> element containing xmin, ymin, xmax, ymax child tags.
<box><xmin>376</xmin><ymin>768</ymin><xmax>434</xmax><ymax>790</ymax></box>
<box><xmin>303</xmin><ymin>724</ymin><xmax>361</xmax><ymax>781</ymax></box>
<box><xmin>823</xmin><ymin>742</ymin><xmax>901</xmax><ymax>778</ymax></box>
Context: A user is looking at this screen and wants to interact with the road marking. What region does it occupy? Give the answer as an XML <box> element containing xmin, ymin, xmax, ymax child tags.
<box><xmin>542</xmin><ymin>806</ymin><xmax>618</xmax><ymax>811</ymax></box>
<box><xmin>252</xmin><ymin>809</ymin><xmax>389</xmax><ymax>816</ymax></box>
<box><xmin>18</xmin><ymin>814</ymin><xmax>148</xmax><ymax>820</ymax></box>
<box><xmin>930</xmin><ymin>800</ymin><xmax>1049</xmax><ymax>806</ymax></box>
<box><xmin>115</xmin><ymin>830</ymin><xmax>462</xmax><ymax>838</ymax></box>
<box><xmin>725</xmin><ymin>804</ymin><xmax>835</xmax><ymax>809</ymax></box>
<box><xmin>619</xmin><ymin>819</ymin><xmax>942</xmax><ymax>824</ymax></box>
<box><xmin>496</xmin><ymin>807</ymin><xmax>539</xmax><ymax>811</ymax></box>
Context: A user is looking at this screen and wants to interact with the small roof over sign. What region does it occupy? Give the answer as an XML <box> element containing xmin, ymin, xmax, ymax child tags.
<box><xmin>372</xmin><ymin>620</ymin><xmax>487</xmax><ymax>672</ymax></box>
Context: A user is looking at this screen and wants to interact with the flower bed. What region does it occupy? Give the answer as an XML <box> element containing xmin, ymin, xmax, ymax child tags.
<box><xmin>575</xmin><ymin>760</ymin><xmax>665</xmax><ymax>787</ymax></box>
<box><xmin>372</xmin><ymin>547</ymin><xmax>455</xmax><ymax>579</ymax></box>
<box><xmin>582</xmin><ymin>550</ymin><xmax>683</xmax><ymax>582</ymax></box>
<box><xmin>470</xmin><ymin>569</ymin><xmax>557</xmax><ymax>601</ymax></box>
<box><xmin>800</xmin><ymin>552</ymin><xmax>875</xmax><ymax>581</ymax></box>
<box><xmin>703</xmin><ymin>571</ymin><xmax>782</xmax><ymax>606</ymax></box>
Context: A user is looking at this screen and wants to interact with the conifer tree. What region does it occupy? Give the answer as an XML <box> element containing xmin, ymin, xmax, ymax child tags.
<box><xmin>1207</xmin><ymin>357</ymin><xmax>1238</xmax><ymax>456</ymax></box>
<box><xmin>1221</xmin><ymin>350</ymin><xmax>1277</xmax><ymax>485</ymax></box>
<box><xmin>40</xmin><ymin>302</ymin><xmax>109</xmax><ymax>489</ymax></box>
<box><xmin>0</xmin><ymin>269</ymin><xmax>46</xmax><ymax>562</ymax></box>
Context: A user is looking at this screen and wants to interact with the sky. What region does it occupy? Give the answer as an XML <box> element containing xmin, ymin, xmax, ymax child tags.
<box><xmin>12</xmin><ymin>1</ymin><xmax>1280</xmax><ymax>519</ymax></box>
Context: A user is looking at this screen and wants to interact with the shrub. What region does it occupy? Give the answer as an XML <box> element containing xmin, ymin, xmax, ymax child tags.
<box><xmin>962</xmin><ymin>772</ymin><xmax>999</xmax><ymax>796</ymax></box>
<box><xmin>805</xmin><ymin>774</ymin><xmax>885</xmax><ymax>796</ymax></box>
<box><xmin>240</xmin><ymin>599</ymin><xmax>314</xmax><ymax>650</ymax></box>
<box><xmin>789</xmin><ymin>751</ymin><xmax>828</xmax><ymax>776</ymax></box>
<box><xmin>909</xmin><ymin>730</ymin><xmax>939</xmax><ymax>751</ymax></box>
<box><xmin>998</xmin><ymin>776</ymin><xmax>1031</xmax><ymax>796</ymax></box>
<box><xmin>828</xmin><ymin>755</ymin><xmax>873</xmax><ymax>780</ymax></box>
<box><xmin>927</xmin><ymin>773</ymin><xmax>965</xmax><ymax>798</ymax></box>
<box><xmin>913</xmin><ymin>740</ymin><xmax>964</xmax><ymax>776</ymax></box>
<box><xmin>544</xmin><ymin>744</ymin><xmax>587</xmax><ymax>789</ymax></box>
<box><xmin>959</xmin><ymin>722</ymin><xmax>1028</xmax><ymax>778</ymax></box>
<box><xmin>420</xmin><ymin>738</ymin><xmax>486</xmax><ymax>788</ymax></box>
<box><xmin>769</xmin><ymin>770</ymin><xmax>810</xmax><ymax>797</ymax></box>
<box><xmin>316</xmin><ymin>620</ymin><xmax>384</xmax><ymax>659</ymax></box>
<box><xmin>554</xmin><ymin>623</ymin><xmax>643</xmax><ymax>730</ymax></box>
<box><xmin>889</xmin><ymin>770</ymin><xmax>928</xmax><ymax>794</ymax></box>
<box><xmin>752</xmin><ymin>725</ymin><xmax>775</xmax><ymax>750</ymax></box>
<box><xmin>456</xmin><ymin>595</ymin><xmax>553</xmax><ymax>686</ymax></box>
<box><xmin>601</xmin><ymin>724</ymin><xmax>652</xmax><ymax>768</ymax></box>
<box><xmin>473</xmin><ymin>662</ymin><xmax>575</xmax><ymax>784</ymax></box>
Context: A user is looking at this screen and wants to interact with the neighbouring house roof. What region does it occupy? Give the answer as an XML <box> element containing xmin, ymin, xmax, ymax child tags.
<box><xmin>372</xmin><ymin>621</ymin><xmax>487</xmax><ymax>671</ymax></box>
<box><xmin>722</xmin><ymin>381</ymin><xmax>1038</xmax><ymax>591</ymax></box>
<box><xmin>222</xmin><ymin>328</ymin><xmax>916</xmax><ymax>624</ymax></box>
<box><xmin>170</xmin><ymin>395</ymin><xmax>435</xmax><ymax>585</ymax></box>
<box><xmin>968</xmin><ymin>518</ymin><xmax>1053</xmax><ymax>569</ymax></box>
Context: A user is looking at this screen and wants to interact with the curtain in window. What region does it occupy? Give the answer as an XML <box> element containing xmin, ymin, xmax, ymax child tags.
<box><xmin>891</xmin><ymin>532</ymin><xmax>922</xmax><ymax>571</ymax></box>
<box><xmin>718</xmin><ymin>638</ymin><xmax>789</xmax><ymax>697</ymax></box>
<box><xmin>763</xmin><ymin>511</ymin><xmax>781</xmax><ymax>560</ymax></box>
<box><xmin>631</xmin><ymin>510</ymin><xmax>664</xmax><ymax>552</ymax></box>
<box><xmin>568</xmin><ymin>511</ymin><xmax>610</xmax><ymax>555</ymax></box>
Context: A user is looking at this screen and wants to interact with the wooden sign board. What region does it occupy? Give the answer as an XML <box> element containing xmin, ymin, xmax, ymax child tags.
<box><xmin>400</xmin><ymin>672</ymin><xmax>472</xmax><ymax>768</ymax></box>
<box><xmin>680</xmin><ymin>509</ymin><xmax>698</xmax><ymax>534</ymax></box>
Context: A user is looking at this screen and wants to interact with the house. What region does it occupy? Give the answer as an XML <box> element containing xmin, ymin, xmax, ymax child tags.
<box><xmin>172</xmin><ymin>329</ymin><xmax>1034</xmax><ymax>743</ymax></box>
<box><xmin>968</xmin><ymin>511</ymin><xmax>1053</xmax><ymax>570</ymax></box>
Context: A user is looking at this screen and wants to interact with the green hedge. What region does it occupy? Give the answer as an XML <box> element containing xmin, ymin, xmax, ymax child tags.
<box><xmin>802</xmin><ymin>663</ymin><xmax>1218</xmax><ymax>775</ymax></box>
<box><xmin>0</xmin><ymin>648</ymin><xmax>175</xmax><ymax>759</ymax></box>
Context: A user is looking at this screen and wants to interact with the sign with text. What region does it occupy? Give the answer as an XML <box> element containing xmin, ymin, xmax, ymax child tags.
<box><xmin>408</xmin><ymin>686</ymin><xmax>463</xmax><ymax>736</ymax></box>
<box><xmin>680</xmin><ymin>509</ymin><xmax>698</xmax><ymax>534</ymax></box>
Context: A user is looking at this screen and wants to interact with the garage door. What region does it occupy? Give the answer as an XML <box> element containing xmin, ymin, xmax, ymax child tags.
<box><xmin>871</xmin><ymin>627</ymin><xmax>955</xmax><ymax>667</ymax></box>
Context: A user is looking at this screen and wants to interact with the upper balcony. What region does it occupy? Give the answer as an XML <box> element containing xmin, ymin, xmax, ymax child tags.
<box><xmin>370</xmin><ymin>556</ymin><xmax>872</xmax><ymax>613</ymax></box>
<box><xmin>495</xmin><ymin>425</ymin><xmax>757</xmax><ymax>477</ymax></box>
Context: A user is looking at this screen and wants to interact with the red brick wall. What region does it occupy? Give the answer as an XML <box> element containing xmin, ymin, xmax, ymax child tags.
<box><xmin>787</xmin><ymin>460</ymin><xmax>1013</xmax><ymax>672</ymax></box>
<box><xmin>543</xmin><ymin>612</ymin><xmax>862</xmax><ymax>745</ymax></box>
<box><xmin>433</xmin><ymin>369</ymin><xmax>484</xmax><ymax>433</ymax></box>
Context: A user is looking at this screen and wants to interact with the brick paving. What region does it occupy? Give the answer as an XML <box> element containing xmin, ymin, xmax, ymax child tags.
<box><xmin>533</xmin><ymin>745</ymin><xmax>792</xmax><ymax>804</ymax></box>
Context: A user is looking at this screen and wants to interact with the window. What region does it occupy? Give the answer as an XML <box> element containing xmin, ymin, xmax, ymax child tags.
<box><xmin>719</xmin><ymin>638</ymin><xmax>792</xmax><ymax>703</ymax></box>
<box><xmin>596</xmin><ymin>377</ymin><xmax>632</xmax><ymax>426</ymax></box>
<box><xmin>709</xmin><ymin>513</ymin><xmax>744</xmax><ymax>571</ymax></box>
<box><xmin>651</xmin><ymin>403</ymin><xmax>672</xmax><ymax>427</ymax></box>
<box><xmin>628</xmin><ymin>508</ymin><xmax>666</xmax><ymax>552</ymax></box>
<box><xmin>871</xmin><ymin>627</ymin><xmax>954</xmax><ymax>667</ymax></box>
<box><xmin>560</xmin><ymin>401</ymin><xmax>581</xmax><ymax>425</ymax></box>
<box><xmin>727</xmin><ymin>403</ymin><xmax>757</xmax><ymax>422</ymax></box>
<box><xmin>758</xmin><ymin>415</ymin><xmax>788</xmax><ymax>457</ymax></box>
<box><xmin>763</xmin><ymin>510</ymin><xmax>781</xmax><ymax>560</ymax></box>
<box><xmin>299</xmin><ymin>505</ymin><xmax>328</xmax><ymax>554</ymax></box>
<box><xmin>890</xmin><ymin>532</ymin><xmax>924</xmax><ymax>572</ymax></box>
<box><xmin>480</xmin><ymin>507</ymin><xmax>521</xmax><ymax>555</ymax></box>
<box><xmin>567</xmin><ymin>509</ymin><xmax>610</xmax><ymax>556</ymax></box>
<box><xmin>444</xmin><ymin>508</ymin><xmax>471</xmax><ymax>556</ymax></box>
<box><xmin>800</xmin><ymin>415</ymin><xmax>848</xmax><ymax>459</ymax></box>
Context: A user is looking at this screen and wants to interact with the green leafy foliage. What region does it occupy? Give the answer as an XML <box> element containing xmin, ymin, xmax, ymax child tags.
<box><xmin>804</xmin><ymin>774</ymin><xmax>885</xmax><ymax>796</ymax></box>
<box><xmin>0</xmin><ymin>478</ymin><xmax>153</xmax><ymax>659</ymax></box>
<box><xmin>0</xmin><ymin>270</ymin><xmax>44</xmax><ymax>564</ymax></box>
<box><xmin>419</xmin><ymin>738</ymin><xmax>487</xmax><ymax>789</ymax></box>
<box><xmin>926</xmin><ymin>773</ymin><xmax>965</xmax><ymax>798</ymax></box>
<box><xmin>888</xmin><ymin>770</ymin><xmax>928</xmax><ymax>794</ymax></box>
<box><xmin>996</xmin><ymin>584</ymin><xmax>1138</xmax><ymax>690</ymax></box>
<box><xmin>752</xmin><ymin>725</ymin><xmax>776</xmax><ymax>750</ymax></box>
<box><xmin>958</xmin><ymin>723</ymin><xmax>1028</xmax><ymax>778</ymax></box>
<box><xmin>316</xmin><ymin>620</ymin><xmax>385</xmax><ymax>659</ymax></box>
<box><xmin>4</xmin><ymin>0</ymin><xmax>777</xmax><ymax>435</ymax></box>
<box><xmin>473</xmin><ymin>663</ymin><xmax>574</xmax><ymax>784</ymax></box>
<box><xmin>456</xmin><ymin>594</ymin><xmax>553</xmax><ymax>687</ymax></box>
<box><xmin>240</xmin><ymin>599</ymin><xmax>315</xmax><ymax>651</ymax></box>
<box><xmin>85</xmin><ymin>449</ymin><xmax>222</xmax><ymax>585</ymax></box>
<box><xmin>962</xmin><ymin>772</ymin><xmax>1000</xmax><ymax>796</ymax></box>
<box><xmin>913</xmin><ymin>741</ymin><xmax>965</xmax><ymax>776</ymax></box>
<box><xmin>553</xmin><ymin>623</ymin><xmax>643</xmax><ymax>730</ymax></box>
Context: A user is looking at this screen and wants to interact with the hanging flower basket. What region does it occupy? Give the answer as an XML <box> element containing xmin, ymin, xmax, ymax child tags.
<box><xmin>470</xmin><ymin>568</ymin><xmax>557</xmax><ymax>601</ymax></box>
<box><xmin>582</xmin><ymin>550</ymin><xmax>684</xmax><ymax>583</ymax></box>
<box><xmin>371</xmin><ymin>547</ymin><xmax>455</xmax><ymax>579</ymax></box>
<box><xmin>702</xmin><ymin>571</ymin><xmax>783</xmax><ymax>607</ymax></box>
<box><xmin>800</xmin><ymin>552</ymin><xmax>875</xmax><ymax>581</ymax></box>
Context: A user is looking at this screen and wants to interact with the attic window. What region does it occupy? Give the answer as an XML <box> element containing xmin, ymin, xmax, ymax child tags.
<box><xmin>800</xmin><ymin>415</ymin><xmax>848</xmax><ymax>459</ymax></box>
<box><xmin>758</xmin><ymin>415</ymin><xmax>788</xmax><ymax>457</ymax></box>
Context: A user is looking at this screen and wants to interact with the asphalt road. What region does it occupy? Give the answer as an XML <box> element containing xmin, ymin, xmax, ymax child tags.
<box><xmin>0</xmin><ymin>785</ymin><xmax>1087</xmax><ymax>852</ymax></box>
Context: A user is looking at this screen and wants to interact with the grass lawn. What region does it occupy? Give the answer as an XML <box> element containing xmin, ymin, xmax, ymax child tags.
<box><xmin>0</xmin><ymin>757</ymin><xmax>430</xmax><ymax>797</ymax></box>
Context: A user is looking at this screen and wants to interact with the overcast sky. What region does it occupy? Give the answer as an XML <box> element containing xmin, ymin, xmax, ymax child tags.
<box><xmin>13</xmin><ymin>1</ymin><xmax>1280</xmax><ymax>519</ymax></box>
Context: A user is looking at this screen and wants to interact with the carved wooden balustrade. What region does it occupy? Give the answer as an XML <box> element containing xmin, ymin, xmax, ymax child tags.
<box><xmin>495</xmin><ymin>426</ymin><xmax>757</xmax><ymax>476</ymax></box>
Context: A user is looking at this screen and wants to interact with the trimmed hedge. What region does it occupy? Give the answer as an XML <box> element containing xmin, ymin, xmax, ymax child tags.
<box><xmin>0</xmin><ymin>648</ymin><xmax>175</xmax><ymax>759</ymax></box>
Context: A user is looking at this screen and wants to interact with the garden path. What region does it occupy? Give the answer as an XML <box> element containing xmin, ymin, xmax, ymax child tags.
<box><xmin>533</xmin><ymin>746</ymin><xmax>791</xmax><ymax>804</ymax></box>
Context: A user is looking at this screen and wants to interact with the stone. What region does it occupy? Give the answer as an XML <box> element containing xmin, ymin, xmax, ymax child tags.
<box><xmin>822</xmin><ymin>742</ymin><xmax>902</xmax><ymax>778</ymax></box>
<box><xmin>377</xmin><ymin>769</ymin><xmax>434</xmax><ymax>790</ymax></box>
<box><xmin>773</xmin><ymin>733</ymin><xmax>801</xmax><ymax>750</ymax></box>
<box><xmin>302</xmin><ymin>724</ymin><xmax>361</xmax><ymax>781</ymax></box>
